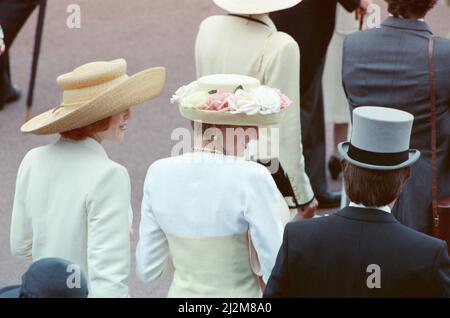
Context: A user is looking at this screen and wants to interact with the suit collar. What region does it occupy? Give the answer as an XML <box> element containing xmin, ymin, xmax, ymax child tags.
<box><xmin>381</xmin><ymin>17</ymin><xmax>432</xmax><ymax>34</ymax></box>
<box><xmin>58</xmin><ymin>137</ymin><xmax>108</xmax><ymax>158</ymax></box>
<box><xmin>228</xmin><ymin>14</ymin><xmax>277</xmax><ymax>31</ymax></box>
<box><xmin>336</xmin><ymin>207</ymin><xmax>399</xmax><ymax>224</ymax></box>
<box><xmin>253</xmin><ymin>14</ymin><xmax>276</xmax><ymax>30</ymax></box>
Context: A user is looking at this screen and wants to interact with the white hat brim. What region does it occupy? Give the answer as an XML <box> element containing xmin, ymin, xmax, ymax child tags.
<box><xmin>21</xmin><ymin>67</ymin><xmax>166</xmax><ymax>135</ymax></box>
<box><xmin>180</xmin><ymin>106</ymin><xmax>285</xmax><ymax>127</ymax></box>
<box><xmin>338</xmin><ymin>142</ymin><xmax>421</xmax><ymax>171</ymax></box>
<box><xmin>213</xmin><ymin>0</ymin><xmax>302</xmax><ymax>14</ymax></box>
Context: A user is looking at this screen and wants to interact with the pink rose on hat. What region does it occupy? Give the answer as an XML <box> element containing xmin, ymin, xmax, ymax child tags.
<box><xmin>206</xmin><ymin>92</ymin><xmax>230</xmax><ymax>111</ymax></box>
<box><xmin>277</xmin><ymin>90</ymin><xmax>292</xmax><ymax>109</ymax></box>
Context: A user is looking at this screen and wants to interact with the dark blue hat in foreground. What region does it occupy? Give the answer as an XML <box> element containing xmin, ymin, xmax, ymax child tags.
<box><xmin>0</xmin><ymin>258</ymin><xmax>88</xmax><ymax>298</ymax></box>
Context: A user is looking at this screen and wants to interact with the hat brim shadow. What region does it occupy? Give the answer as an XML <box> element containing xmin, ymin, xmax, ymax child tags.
<box><xmin>338</xmin><ymin>142</ymin><xmax>421</xmax><ymax>171</ymax></box>
<box><xmin>21</xmin><ymin>67</ymin><xmax>166</xmax><ymax>135</ymax></box>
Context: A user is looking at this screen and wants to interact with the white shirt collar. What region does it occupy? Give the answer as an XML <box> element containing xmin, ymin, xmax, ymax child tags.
<box><xmin>388</xmin><ymin>14</ymin><xmax>425</xmax><ymax>22</ymax></box>
<box><xmin>349</xmin><ymin>202</ymin><xmax>391</xmax><ymax>214</ymax></box>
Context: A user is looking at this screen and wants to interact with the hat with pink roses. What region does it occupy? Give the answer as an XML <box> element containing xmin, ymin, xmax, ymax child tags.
<box><xmin>170</xmin><ymin>74</ymin><xmax>291</xmax><ymax>126</ymax></box>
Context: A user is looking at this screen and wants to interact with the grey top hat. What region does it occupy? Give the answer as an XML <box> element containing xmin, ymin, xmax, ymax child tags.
<box><xmin>338</xmin><ymin>107</ymin><xmax>421</xmax><ymax>170</ymax></box>
<box><xmin>0</xmin><ymin>258</ymin><xmax>88</xmax><ymax>298</ymax></box>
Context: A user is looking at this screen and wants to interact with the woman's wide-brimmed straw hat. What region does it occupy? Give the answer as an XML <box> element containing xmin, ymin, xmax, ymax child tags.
<box><xmin>213</xmin><ymin>0</ymin><xmax>302</xmax><ymax>15</ymax></box>
<box><xmin>21</xmin><ymin>59</ymin><xmax>166</xmax><ymax>135</ymax></box>
<box><xmin>338</xmin><ymin>107</ymin><xmax>420</xmax><ymax>171</ymax></box>
<box><xmin>171</xmin><ymin>74</ymin><xmax>291</xmax><ymax>127</ymax></box>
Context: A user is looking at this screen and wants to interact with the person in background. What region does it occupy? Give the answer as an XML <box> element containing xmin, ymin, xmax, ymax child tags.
<box><xmin>271</xmin><ymin>0</ymin><xmax>372</xmax><ymax>208</ymax></box>
<box><xmin>265</xmin><ymin>107</ymin><xmax>450</xmax><ymax>298</ymax></box>
<box><xmin>196</xmin><ymin>0</ymin><xmax>318</xmax><ymax>218</ymax></box>
<box><xmin>0</xmin><ymin>258</ymin><xmax>88</xmax><ymax>298</ymax></box>
<box><xmin>137</xmin><ymin>74</ymin><xmax>285</xmax><ymax>297</ymax></box>
<box><xmin>342</xmin><ymin>0</ymin><xmax>450</xmax><ymax>234</ymax></box>
<box><xmin>10</xmin><ymin>59</ymin><xmax>165</xmax><ymax>297</ymax></box>
<box><xmin>322</xmin><ymin>3</ymin><xmax>359</xmax><ymax>180</ymax></box>
<box><xmin>0</xmin><ymin>0</ymin><xmax>41</xmax><ymax>110</ymax></box>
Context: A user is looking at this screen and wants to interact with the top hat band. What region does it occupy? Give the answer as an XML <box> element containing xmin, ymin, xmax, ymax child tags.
<box><xmin>348</xmin><ymin>144</ymin><xmax>409</xmax><ymax>166</ymax></box>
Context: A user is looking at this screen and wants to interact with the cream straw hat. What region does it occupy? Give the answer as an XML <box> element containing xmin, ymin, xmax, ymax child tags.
<box><xmin>171</xmin><ymin>74</ymin><xmax>291</xmax><ymax>126</ymax></box>
<box><xmin>213</xmin><ymin>0</ymin><xmax>302</xmax><ymax>15</ymax></box>
<box><xmin>21</xmin><ymin>59</ymin><xmax>165</xmax><ymax>135</ymax></box>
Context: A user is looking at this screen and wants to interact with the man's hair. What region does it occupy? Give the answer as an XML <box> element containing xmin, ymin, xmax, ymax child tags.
<box><xmin>385</xmin><ymin>0</ymin><xmax>437</xmax><ymax>19</ymax></box>
<box><xmin>342</xmin><ymin>161</ymin><xmax>410</xmax><ymax>207</ymax></box>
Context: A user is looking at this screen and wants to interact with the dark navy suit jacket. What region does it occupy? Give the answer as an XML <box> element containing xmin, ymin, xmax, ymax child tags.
<box><xmin>264</xmin><ymin>207</ymin><xmax>450</xmax><ymax>298</ymax></box>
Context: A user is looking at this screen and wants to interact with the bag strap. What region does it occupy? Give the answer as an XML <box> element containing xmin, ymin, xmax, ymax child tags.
<box><xmin>428</xmin><ymin>35</ymin><xmax>439</xmax><ymax>228</ymax></box>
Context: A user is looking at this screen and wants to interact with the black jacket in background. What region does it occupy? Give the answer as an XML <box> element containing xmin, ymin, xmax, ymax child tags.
<box><xmin>270</xmin><ymin>0</ymin><xmax>360</xmax><ymax>194</ymax></box>
<box><xmin>271</xmin><ymin>0</ymin><xmax>360</xmax><ymax>91</ymax></box>
<box><xmin>0</xmin><ymin>0</ymin><xmax>40</xmax><ymax>97</ymax></box>
<box><xmin>264</xmin><ymin>207</ymin><xmax>450</xmax><ymax>298</ymax></box>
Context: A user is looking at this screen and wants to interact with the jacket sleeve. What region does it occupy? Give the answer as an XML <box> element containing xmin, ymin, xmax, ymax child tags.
<box><xmin>86</xmin><ymin>165</ymin><xmax>131</xmax><ymax>298</ymax></box>
<box><xmin>265</xmin><ymin>38</ymin><xmax>314</xmax><ymax>205</ymax></box>
<box><xmin>136</xmin><ymin>166</ymin><xmax>170</xmax><ymax>283</ymax></box>
<box><xmin>10</xmin><ymin>157</ymin><xmax>32</xmax><ymax>259</ymax></box>
<box><xmin>263</xmin><ymin>224</ymin><xmax>290</xmax><ymax>298</ymax></box>
<box><xmin>244</xmin><ymin>166</ymin><xmax>284</xmax><ymax>284</ymax></box>
<box><xmin>433</xmin><ymin>242</ymin><xmax>450</xmax><ymax>297</ymax></box>
<box><xmin>338</xmin><ymin>0</ymin><xmax>361</xmax><ymax>12</ymax></box>
<box><xmin>195</xmin><ymin>19</ymin><xmax>206</xmax><ymax>79</ymax></box>
<box><xmin>342</xmin><ymin>35</ymin><xmax>350</xmax><ymax>101</ymax></box>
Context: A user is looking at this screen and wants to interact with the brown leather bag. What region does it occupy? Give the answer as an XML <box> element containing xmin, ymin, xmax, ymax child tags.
<box><xmin>428</xmin><ymin>36</ymin><xmax>450</xmax><ymax>253</ymax></box>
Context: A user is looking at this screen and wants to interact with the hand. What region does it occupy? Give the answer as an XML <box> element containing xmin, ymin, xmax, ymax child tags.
<box><xmin>359</xmin><ymin>0</ymin><xmax>373</xmax><ymax>13</ymax></box>
<box><xmin>0</xmin><ymin>25</ymin><xmax>5</xmax><ymax>56</ymax></box>
<box><xmin>297</xmin><ymin>198</ymin><xmax>318</xmax><ymax>219</ymax></box>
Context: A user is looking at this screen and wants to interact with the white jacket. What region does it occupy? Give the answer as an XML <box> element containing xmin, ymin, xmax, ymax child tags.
<box><xmin>10</xmin><ymin>137</ymin><xmax>131</xmax><ymax>298</ymax></box>
<box><xmin>195</xmin><ymin>14</ymin><xmax>314</xmax><ymax>205</ymax></box>
<box><xmin>136</xmin><ymin>153</ymin><xmax>284</xmax><ymax>297</ymax></box>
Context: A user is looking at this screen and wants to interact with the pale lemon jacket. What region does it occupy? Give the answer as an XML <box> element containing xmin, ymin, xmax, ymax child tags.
<box><xmin>195</xmin><ymin>14</ymin><xmax>314</xmax><ymax>205</ymax></box>
<box><xmin>10</xmin><ymin>138</ymin><xmax>131</xmax><ymax>298</ymax></box>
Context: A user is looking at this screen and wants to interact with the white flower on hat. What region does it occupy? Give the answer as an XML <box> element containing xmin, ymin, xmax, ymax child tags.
<box><xmin>252</xmin><ymin>86</ymin><xmax>282</xmax><ymax>114</ymax></box>
<box><xmin>228</xmin><ymin>89</ymin><xmax>260</xmax><ymax>115</ymax></box>
<box><xmin>170</xmin><ymin>81</ymin><xmax>199</xmax><ymax>104</ymax></box>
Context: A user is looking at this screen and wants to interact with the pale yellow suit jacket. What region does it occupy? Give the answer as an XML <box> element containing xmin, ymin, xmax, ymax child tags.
<box><xmin>195</xmin><ymin>14</ymin><xmax>314</xmax><ymax>204</ymax></box>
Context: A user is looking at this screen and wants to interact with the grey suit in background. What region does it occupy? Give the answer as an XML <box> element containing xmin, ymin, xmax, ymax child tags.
<box><xmin>342</xmin><ymin>17</ymin><xmax>450</xmax><ymax>234</ymax></box>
